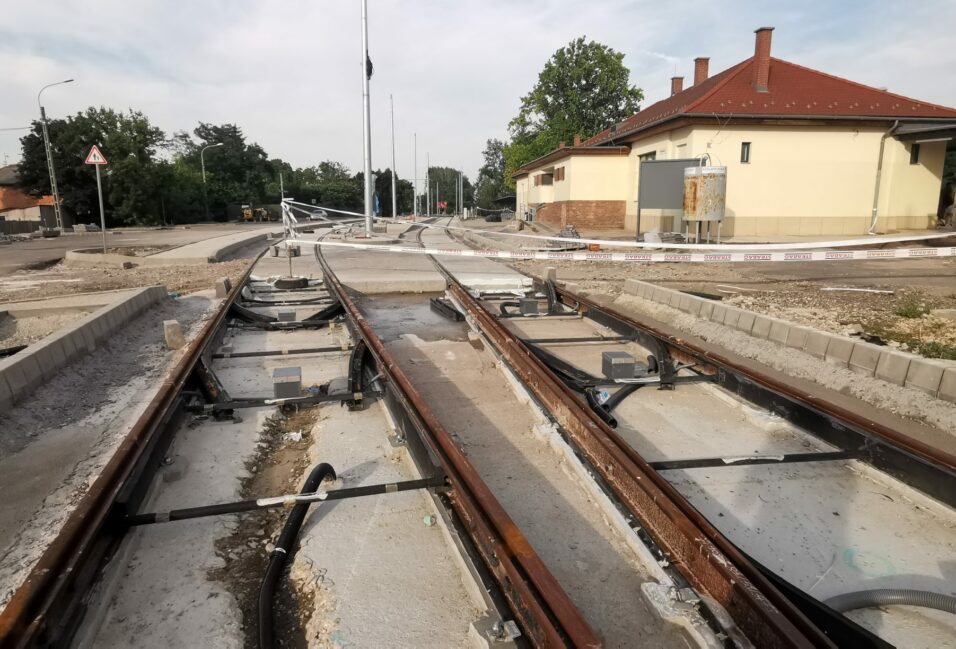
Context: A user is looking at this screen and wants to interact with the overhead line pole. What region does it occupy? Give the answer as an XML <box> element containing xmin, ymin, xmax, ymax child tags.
<box><xmin>390</xmin><ymin>94</ymin><xmax>397</xmax><ymax>218</ymax></box>
<box><xmin>413</xmin><ymin>133</ymin><xmax>418</xmax><ymax>217</ymax></box>
<box><xmin>360</xmin><ymin>0</ymin><xmax>373</xmax><ymax>236</ymax></box>
<box><xmin>426</xmin><ymin>153</ymin><xmax>430</xmax><ymax>217</ymax></box>
<box><xmin>37</xmin><ymin>79</ymin><xmax>73</xmax><ymax>230</ymax></box>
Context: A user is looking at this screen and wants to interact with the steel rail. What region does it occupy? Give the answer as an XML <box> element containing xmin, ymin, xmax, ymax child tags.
<box><xmin>314</xmin><ymin>247</ymin><xmax>602</xmax><ymax>648</ymax></box>
<box><xmin>0</xmin><ymin>252</ymin><xmax>266</xmax><ymax>649</ymax></box>
<box><xmin>440</xmin><ymin>273</ymin><xmax>830</xmax><ymax>649</ymax></box>
<box><xmin>553</xmin><ymin>285</ymin><xmax>956</xmax><ymax>506</ymax></box>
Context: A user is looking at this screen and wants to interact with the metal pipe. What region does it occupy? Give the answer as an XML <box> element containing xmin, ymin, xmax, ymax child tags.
<box><xmin>360</xmin><ymin>0</ymin><xmax>373</xmax><ymax>236</ymax></box>
<box><xmin>390</xmin><ymin>94</ymin><xmax>397</xmax><ymax>218</ymax></box>
<box><xmin>826</xmin><ymin>588</ymin><xmax>956</xmax><ymax>615</ymax></box>
<box><xmin>200</xmin><ymin>142</ymin><xmax>223</xmax><ymax>221</ymax></box>
<box><xmin>868</xmin><ymin>120</ymin><xmax>899</xmax><ymax>234</ymax></box>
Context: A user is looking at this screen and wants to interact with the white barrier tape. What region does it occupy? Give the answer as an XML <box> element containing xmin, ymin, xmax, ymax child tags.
<box><xmin>283</xmin><ymin>199</ymin><xmax>369</xmax><ymax>219</ymax></box>
<box><xmin>290</xmin><ymin>237</ymin><xmax>955</xmax><ymax>264</ymax></box>
<box><xmin>374</xmin><ymin>216</ymin><xmax>954</xmax><ymax>251</ymax></box>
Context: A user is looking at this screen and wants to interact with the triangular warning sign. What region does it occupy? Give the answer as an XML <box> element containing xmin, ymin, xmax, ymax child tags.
<box><xmin>85</xmin><ymin>145</ymin><xmax>108</xmax><ymax>165</ymax></box>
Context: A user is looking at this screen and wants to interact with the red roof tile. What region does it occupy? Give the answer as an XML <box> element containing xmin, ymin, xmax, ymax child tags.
<box><xmin>0</xmin><ymin>187</ymin><xmax>53</xmax><ymax>212</ymax></box>
<box><xmin>583</xmin><ymin>56</ymin><xmax>956</xmax><ymax>146</ymax></box>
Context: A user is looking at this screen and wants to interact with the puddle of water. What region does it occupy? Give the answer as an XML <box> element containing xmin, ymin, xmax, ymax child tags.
<box><xmin>356</xmin><ymin>293</ymin><xmax>468</xmax><ymax>342</ymax></box>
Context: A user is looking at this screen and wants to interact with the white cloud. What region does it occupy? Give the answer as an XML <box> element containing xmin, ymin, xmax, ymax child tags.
<box><xmin>2</xmin><ymin>0</ymin><xmax>954</xmax><ymax>177</ymax></box>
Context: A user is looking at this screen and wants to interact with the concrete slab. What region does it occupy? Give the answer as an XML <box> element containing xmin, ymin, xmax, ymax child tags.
<box><xmin>904</xmin><ymin>360</ymin><xmax>947</xmax><ymax>397</ymax></box>
<box><xmin>824</xmin><ymin>337</ymin><xmax>855</xmax><ymax>366</ymax></box>
<box><xmin>939</xmin><ymin>367</ymin><xmax>956</xmax><ymax>403</ymax></box>
<box><xmin>750</xmin><ymin>314</ymin><xmax>773</xmax><ymax>340</ymax></box>
<box><xmin>734</xmin><ymin>310</ymin><xmax>756</xmax><ymax>335</ymax></box>
<box><xmin>785</xmin><ymin>326</ymin><xmax>812</xmax><ymax>351</ymax></box>
<box><xmin>768</xmin><ymin>319</ymin><xmax>790</xmax><ymax>345</ymax></box>
<box><xmin>804</xmin><ymin>330</ymin><xmax>832</xmax><ymax>359</ymax></box>
<box><xmin>697</xmin><ymin>300</ymin><xmax>715</xmax><ymax>320</ymax></box>
<box><xmin>848</xmin><ymin>343</ymin><xmax>881</xmax><ymax>376</ymax></box>
<box><xmin>875</xmin><ymin>349</ymin><xmax>913</xmax><ymax>386</ymax></box>
<box><xmin>709</xmin><ymin>303</ymin><xmax>728</xmax><ymax>324</ymax></box>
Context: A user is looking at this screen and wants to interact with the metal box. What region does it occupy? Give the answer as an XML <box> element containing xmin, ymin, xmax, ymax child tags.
<box><xmin>519</xmin><ymin>298</ymin><xmax>539</xmax><ymax>316</ymax></box>
<box><xmin>273</xmin><ymin>366</ymin><xmax>302</xmax><ymax>399</ymax></box>
<box><xmin>602</xmin><ymin>351</ymin><xmax>635</xmax><ymax>379</ymax></box>
<box><xmin>277</xmin><ymin>310</ymin><xmax>296</xmax><ymax>322</ymax></box>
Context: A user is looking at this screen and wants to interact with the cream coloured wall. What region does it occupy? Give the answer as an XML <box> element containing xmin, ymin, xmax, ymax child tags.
<box><xmin>567</xmin><ymin>156</ymin><xmax>630</xmax><ymax>201</ymax></box>
<box><xmin>877</xmin><ymin>138</ymin><xmax>945</xmax><ymax>230</ymax></box>
<box><xmin>515</xmin><ymin>177</ymin><xmax>529</xmax><ymax>215</ymax></box>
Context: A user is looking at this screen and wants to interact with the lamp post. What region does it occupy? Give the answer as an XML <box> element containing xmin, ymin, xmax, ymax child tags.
<box><xmin>361</xmin><ymin>0</ymin><xmax>373</xmax><ymax>235</ymax></box>
<box><xmin>37</xmin><ymin>78</ymin><xmax>73</xmax><ymax>230</ymax></box>
<box><xmin>200</xmin><ymin>142</ymin><xmax>223</xmax><ymax>221</ymax></box>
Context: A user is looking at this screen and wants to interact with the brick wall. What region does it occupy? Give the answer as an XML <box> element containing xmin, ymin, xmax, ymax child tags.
<box><xmin>535</xmin><ymin>200</ymin><xmax>626</xmax><ymax>229</ymax></box>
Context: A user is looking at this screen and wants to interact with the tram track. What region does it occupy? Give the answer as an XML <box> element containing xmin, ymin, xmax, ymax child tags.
<box><xmin>1</xmin><ymin>219</ymin><xmax>952</xmax><ymax>649</ymax></box>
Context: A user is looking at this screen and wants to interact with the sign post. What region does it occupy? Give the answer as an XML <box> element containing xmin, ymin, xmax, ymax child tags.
<box><xmin>84</xmin><ymin>145</ymin><xmax>108</xmax><ymax>252</ymax></box>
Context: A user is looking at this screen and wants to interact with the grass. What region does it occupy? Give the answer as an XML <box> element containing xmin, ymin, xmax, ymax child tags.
<box><xmin>894</xmin><ymin>297</ymin><xmax>930</xmax><ymax>319</ymax></box>
<box><xmin>913</xmin><ymin>341</ymin><xmax>956</xmax><ymax>361</ymax></box>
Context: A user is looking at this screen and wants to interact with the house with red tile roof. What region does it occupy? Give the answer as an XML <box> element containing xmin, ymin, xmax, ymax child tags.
<box><xmin>0</xmin><ymin>164</ymin><xmax>57</xmax><ymax>228</ymax></box>
<box><xmin>514</xmin><ymin>27</ymin><xmax>956</xmax><ymax>237</ymax></box>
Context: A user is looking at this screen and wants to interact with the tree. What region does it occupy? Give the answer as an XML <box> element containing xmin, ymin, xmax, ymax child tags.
<box><xmin>18</xmin><ymin>107</ymin><xmax>166</xmax><ymax>225</ymax></box>
<box><xmin>502</xmin><ymin>37</ymin><xmax>643</xmax><ymax>187</ymax></box>
<box><xmin>416</xmin><ymin>166</ymin><xmax>472</xmax><ymax>214</ymax></box>
<box><xmin>474</xmin><ymin>138</ymin><xmax>507</xmax><ymax>209</ymax></box>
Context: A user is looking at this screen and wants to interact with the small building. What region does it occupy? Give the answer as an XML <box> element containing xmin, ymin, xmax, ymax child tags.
<box><xmin>0</xmin><ymin>164</ymin><xmax>59</xmax><ymax>232</ymax></box>
<box><xmin>514</xmin><ymin>27</ymin><xmax>956</xmax><ymax>236</ymax></box>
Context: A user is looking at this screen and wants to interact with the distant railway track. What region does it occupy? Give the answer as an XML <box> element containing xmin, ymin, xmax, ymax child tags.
<box><xmin>2</xmin><ymin>221</ymin><xmax>952</xmax><ymax>648</ymax></box>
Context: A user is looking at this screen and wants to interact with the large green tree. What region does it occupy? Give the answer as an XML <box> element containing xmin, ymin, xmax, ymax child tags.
<box><xmin>18</xmin><ymin>107</ymin><xmax>166</xmax><ymax>225</ymax></box>
<box><xmin>503</xmin><ymin>37</ymin><xmax>643</xmax><ymax>186</ymax></box>
<box><xmin>417</xmin><ymin>166</ymin><xmax>473</xmax><ymax>214</ymax></box>
<box><xmin>473</xmin><ymin>138</ymin><xmax>507</xmax><ymax>209</ymax></box>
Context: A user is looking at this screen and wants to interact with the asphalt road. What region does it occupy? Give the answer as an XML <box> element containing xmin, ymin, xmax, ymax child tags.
<box><xmin>0</xmin><ymin>223</ymin><xmax>271</xmax><ymax>276</ymax></box>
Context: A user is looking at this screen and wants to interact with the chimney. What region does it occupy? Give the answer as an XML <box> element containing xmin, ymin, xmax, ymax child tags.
<box><xmin>573</xmin><ymin>135</ymin><xmax>581</xmax><ymax>146</ymax></box>
<box><xmin>752</xmin><ymin>27</ymin><xmax>774</xmax><ymax>92</ymax></box>
<box><xmin>558</xmin><ymin>140</ymin><xmax>566</xmax><ymax>148</ymax></box>
<box><xmin>694</xmin><ymin>57</ymin><xmax>710</xmax><ymax>85</ymax></box>
<box><xmin>670</xmin><ymin>76</ymin><xmax>684</xmax><ymax>96</ymax></box>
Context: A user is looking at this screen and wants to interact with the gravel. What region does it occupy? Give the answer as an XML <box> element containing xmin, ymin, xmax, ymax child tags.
<box><xmin>0</xmin><ymin>293</ymin><xmax>220</xmax><ymax>608</ymax></box>
<box><xmin>0</xmin><ymin>258</ymin><xmax>250</xmax><ymax>304</ymax></box>
<box><xmin>0</xmin><ymin>311</ymin><xmax>91</xmax><ymax>348</ymax></box>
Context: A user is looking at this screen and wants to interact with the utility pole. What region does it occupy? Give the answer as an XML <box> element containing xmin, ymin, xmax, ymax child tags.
<box><xmin>361</xmin><ymin>0</ymin><xmax>373</xmax><ymax>235</ymax></box>
<box><xmin>37</xmin><ymin>79</ymin><xmax>73</xmax><ymax>230</ymax></box>
<box><xmin>200</xmin><ymin>142</ymin><xmax>223</xmax><ymax>221</ymax></box>
<box><xmin>389</xmin><ymin>94</ymin><xmax>397</xmax><ymax>218</ymax></box>
<box><xmin>279</xmin><ymin>171</ymin><xmax>285</xmax><ymax>200</ymax></box>
<box><xmin>413</xmin><ymin>133</ymin><xmax>418</xmax><ymax>217</ymax></box>
<box><xmin>437</xmin><ymin>181</ymin><xmax>440</xmax><ymax>215</ymax></box>
<box><xmin>426</xmin><ymin>153</ymin><xmax>430</xmax><ymax>217</ymax></box>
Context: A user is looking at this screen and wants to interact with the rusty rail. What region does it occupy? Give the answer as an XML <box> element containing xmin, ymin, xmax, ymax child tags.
<box><xmin>442</xmin><ymin>275</ymin><xmax>833</xmax><ymax>649</ymax></box>
<box><xmin>315</xmin><ymin>249</ymin><xmax>601</xmax><ymax>648</ymax></box>
<box><xmin>0</xmin><ymin>253</ymin><xmax>265</xmax><ymax>649</ymax></box>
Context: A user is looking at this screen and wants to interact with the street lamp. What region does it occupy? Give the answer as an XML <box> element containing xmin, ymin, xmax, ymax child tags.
<box><xmin>200</xmin><ymin>142</ymin><xmax>223</xmax><ymax>221</ymax></box>
<box><xmin>37</xmin><ymin>78</ymin><xmax>74</xmax><ymax>230</ymax></box>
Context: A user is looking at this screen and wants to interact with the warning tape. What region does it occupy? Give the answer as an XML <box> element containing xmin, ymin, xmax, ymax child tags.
<box><xmin>281</xmin><ymin>200</ymin><xmax>954</xmax><ymax>252</ymax></box>
<box><xmin>375</xmin><ymin>216</ymin><xmax>954</xmax><ymax>251</ymax></box>
<box><xmin>289</xmin><ymin>238</ymin><xmax>956</xmax><ymax>264</ymax></box>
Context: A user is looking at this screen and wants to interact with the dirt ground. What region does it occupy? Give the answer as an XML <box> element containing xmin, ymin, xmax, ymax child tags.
<box><xmin>0</xmin><ymin>258</ymin><xmax>251</xmax><ymax>304</ymax></box>
<box><xmin>0</xmin><ymin>311</ymin><xmax>89</xmax><ymax>348</ymax></box>
<box><xmin>511</xmin><ymin>241</ymin><xmax>956</xmax><ymax>359</ymax></box>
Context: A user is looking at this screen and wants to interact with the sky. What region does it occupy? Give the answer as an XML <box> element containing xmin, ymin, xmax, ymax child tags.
<box><xmin>2</xmin><ymin>0</ymin><xmax>955</xmax><ymax>180</ymax></box>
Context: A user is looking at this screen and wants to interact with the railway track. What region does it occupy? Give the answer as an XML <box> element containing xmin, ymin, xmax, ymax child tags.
<box><xmin>0</xmin><ymin>221</ymin><xmax>953</xmax><ymax>648</ymax></box>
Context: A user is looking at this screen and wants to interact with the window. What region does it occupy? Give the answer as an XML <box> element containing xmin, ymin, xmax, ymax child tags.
<box><xmin>910</xmin><ymin>143</ymin><xmax>921</xmax><ymax>165</ymax></box>
<box><xmin>740</xmin><ymin>142</ymin><xmax>751</xmax><ymax>163</ymax></box>
<box><xmin>638</xmin><ymin>151</ymin><xmax>656</xmax><ymax>162</ymax></box>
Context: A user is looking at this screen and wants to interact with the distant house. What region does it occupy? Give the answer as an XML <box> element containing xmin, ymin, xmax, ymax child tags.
<box><xmin>0</xmin><ymin>164</ymin><xmax>58</xmax><ymax>229</ymax></box>
<box><xmin>514</xmin><ymin>27</ymin><xmax>956</xmax><ymax>236</ymax></box>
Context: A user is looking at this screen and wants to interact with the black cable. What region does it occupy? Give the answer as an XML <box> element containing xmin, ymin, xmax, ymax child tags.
<box><xmin>258</xmin><ymin>462</ymin><xmax>336</xmax><ymax>649</ymax></box>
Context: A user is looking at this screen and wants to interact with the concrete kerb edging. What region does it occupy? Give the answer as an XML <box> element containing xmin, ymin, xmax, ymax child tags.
<box><xmin>623</xmin><ymin>278</ymin><xmax>956</xmax><ymax>402</ymax></box>
<box><xmin>63</xmin><ymin>231</ymin><xmax>275</xmax><ymax>268</ymax></box>
<box><xmin>0</xmin><ymin>285</ymin><xmax>169</xmax><ymax>410</ymax></box>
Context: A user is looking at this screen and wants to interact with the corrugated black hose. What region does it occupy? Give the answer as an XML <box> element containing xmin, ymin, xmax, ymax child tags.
<box><xmin>258</xmin><ymin>462</ymin><xmax>337</xmax><ymax>649</ymax></box>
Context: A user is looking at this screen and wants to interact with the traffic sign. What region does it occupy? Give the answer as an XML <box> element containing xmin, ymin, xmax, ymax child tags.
<box><xmin>84</xmin><ymin>145</ymin><xmax>108</xmax><ymax>165</ymax></box>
